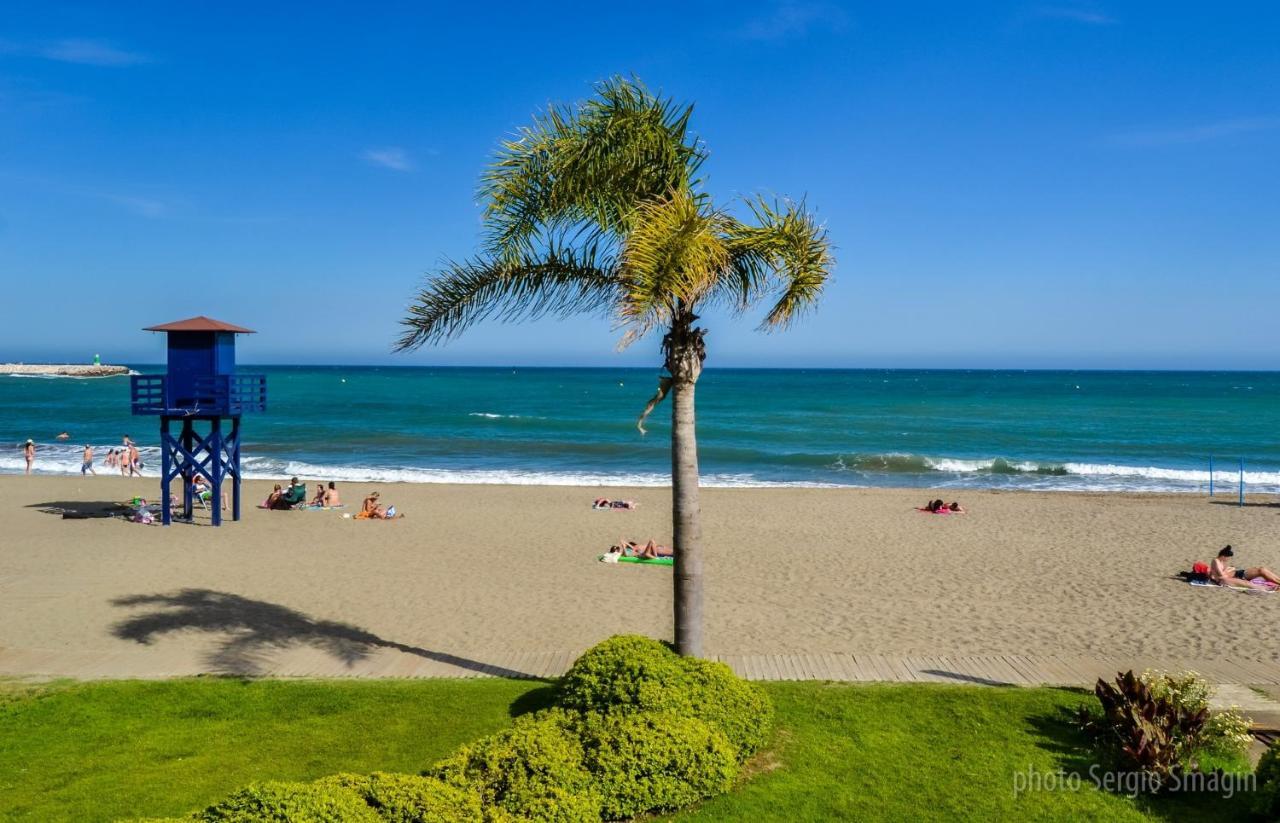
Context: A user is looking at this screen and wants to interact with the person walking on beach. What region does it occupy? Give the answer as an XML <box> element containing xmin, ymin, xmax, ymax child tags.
<box><xmin>125</xmin><ymin>438</ymin><xmax>142</xmax><ymax>477</ymax></box>
<box><xmin>23</xmin><ymin>439</ymin><xmax>35</xmax><ymax>474</ymax></box>
<box><xmin>81</xmin><ymin>445</ymin><xmax>96</xmax><ymax>476</ymax></box>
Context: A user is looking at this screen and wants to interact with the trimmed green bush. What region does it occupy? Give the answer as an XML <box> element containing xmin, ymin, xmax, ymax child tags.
<box><xmin>580</xmin><ymin>712</ymin><xmax>738</xmax><ymax>820</ymax></box>
<box><xmin>679</xmin><ymin>657</ymin><xmax>774</xmax><ymax>760</ymax></box>
<box><xmin>555</xmin><ymin>634</ymin><xmax>773</xmax><ymax>760</ymax></box>
<box><xmin>431</xmin><ymin>710</ymin><xmax>602</xmax><ymax>822</ymax></box>
<box><xmin>555</xmin><ymin>635</ymin><xmax>686</xmax><ymax>715</ymax></box>
<box><xmin>314</xmin><ymin>772</ymin><xmax>483</xmax><ymax>822</ymax></box>
<box><xmin>1254</xmin><ymin>742</ymin><xmax>1280</xmax><ymax>818</ymax></box>
<box><xmin>191</xmin><ymin>781</ymin><xmax>380</xmax><ymax>822</ymax></box>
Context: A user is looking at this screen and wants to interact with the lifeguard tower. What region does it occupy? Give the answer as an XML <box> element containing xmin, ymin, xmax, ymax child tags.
<box><xmin>130</xmin><ymin>316</ymin><xmax>267</xmax><ymax>525</ymax></box>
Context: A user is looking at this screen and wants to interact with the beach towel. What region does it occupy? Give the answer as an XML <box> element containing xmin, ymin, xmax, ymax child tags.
<box><xmin>598</xmin><ymin>554</ymin><xmax>673</xmax><ymax>566</ymax></box>
<box><xmin>1189</xmin><ymin>579</ymin><xmax>1274</xmax><ymax>594</ymax></box>
<box><xmin>298</xmin><ymin>504</ymin><xmax>345</xmax><ymax>511</ymax></box>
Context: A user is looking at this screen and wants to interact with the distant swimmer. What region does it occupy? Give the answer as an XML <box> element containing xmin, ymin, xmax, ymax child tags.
<box><xmin>56</xmin><ymin>432</ymin><xmax>70</xmax><ymax>441</ymax></box>
<box><xmin>23</xmin><ymin>439</ymin><xmax>35</xmax><ymax>474</ymax></box>
<box><xmin>81</xmin><ymin>445</ymin><xmax>96</xmax><ymax>476</ymax></box>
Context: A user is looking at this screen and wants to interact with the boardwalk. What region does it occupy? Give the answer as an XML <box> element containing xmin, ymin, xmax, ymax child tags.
<box><xmin>4</xmin><ymin>644</ymin><xmax>1280</xmax><ymax>687</ymax></box>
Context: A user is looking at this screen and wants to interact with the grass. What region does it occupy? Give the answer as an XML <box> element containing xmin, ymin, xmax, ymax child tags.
<box><xmin>0</xmin><ymin>678</ymin><xmax>1254</xmax><ymax>822</ymax></box>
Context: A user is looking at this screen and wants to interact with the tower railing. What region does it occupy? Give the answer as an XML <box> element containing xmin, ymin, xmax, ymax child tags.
<box><xmin>131</xmin><ymin>373</ymin><xmax>267</xmax><ymax>415</ymax></box>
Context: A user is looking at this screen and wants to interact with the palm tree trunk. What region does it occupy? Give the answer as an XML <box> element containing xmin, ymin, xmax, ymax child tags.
<box><xmin>667</xmin><ymin>313</ymin><xmax>706</xmax><ymax>656</ymax></box>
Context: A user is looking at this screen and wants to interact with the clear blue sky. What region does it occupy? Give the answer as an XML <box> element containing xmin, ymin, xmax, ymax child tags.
<box><xmin>1</xmin><ymin>2</ymin><xmax>1277</xmax><ymax>369</ymax></box>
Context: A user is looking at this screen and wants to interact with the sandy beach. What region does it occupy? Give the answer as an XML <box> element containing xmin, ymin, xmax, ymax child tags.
<box><xmin>2</xmin><ymin>475</ymin><xmax>1280</xmax><ymax>677</ymax></box>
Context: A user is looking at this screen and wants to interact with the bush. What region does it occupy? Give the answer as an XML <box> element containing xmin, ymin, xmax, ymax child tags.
<box><xmin>314</xmin><ymin>772</ymin><xmax>483</xmax><ymax>822</ymax></box>
<box><xmin>1254</xmin><ymin>742</ymin><xmax>1280</xmax><ymax>818</ymax></box>
<box><xmin>430</xmin><ymin>710</ymin><xmax>602</xmax><ymax>823</ymax></box>
<box><xmin>679</xmin><ymin>657</ymin><xmax>774</xmax><ymax>760</ymax></box>
<box><xmin>1140</xmin><ymin>670</ymin><xmax>1252</xmax><ymax>763</ymax></box>
<box><xmin>555</xmin><ymin>634</ymin><xmax>773</xmax><ymax>760</ymax></box>
<box><xmin>580</xmin><ymin>712</ymin><xmax>738</xmax><ymax>820</ymax></box>
<box><xmin>1076</xmin><ymin>670</ymin><xmax>1208</xmax><ymax>789</ymax></box>
<box><xmin>555</xmin><ymin>635</ymin><xmax>686</xmax><ymax>714</ymax></box>
<box><xmin>191</xmin><ymin>781</ymin><xmax>381</xmax><ymax>822</ymax></box>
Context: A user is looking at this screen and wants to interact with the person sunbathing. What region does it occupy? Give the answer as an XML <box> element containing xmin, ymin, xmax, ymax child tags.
<box><xmin>594</xmin><ymin>498</ymin><xmax>637</xmax><ymax>510</ymax></box>
<box><xmin>265</xmin><ymin>484</ymin><xmax>287</xmax><ymax>510</ymax></box>
<box><xmin>358</xmin><ymin>491</ymin><xmax>400</xmax><ymax>519</ymax></box>
<box><xmin>617</xmin><ymin>537</ymin><xmax>672</xmax><ymax>558</ymax></box>
<box><xmin>1209</xmin><ymin>545</ymin><xmax>1280</xmax><ymax>589</ymax></box>
<box><xmin>310</xmin><ymin>483</ymin><xmax>326</xmax><ymax>507</ymax></box>
<box><xmin>947</xmin><ymin>501</ymin><xmax>965</xmax><ymax>513</ymax></box>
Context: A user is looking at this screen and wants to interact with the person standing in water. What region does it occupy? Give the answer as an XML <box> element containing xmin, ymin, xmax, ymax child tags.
<box><xmin>81</xmin><ymin>445</ymin><xmax>96</xmax><ymax>475</ymax></box>
<box><xmin>23</xmin><ymin>439</ymin><xmax>35</xmax><ymax>474</ymax></box>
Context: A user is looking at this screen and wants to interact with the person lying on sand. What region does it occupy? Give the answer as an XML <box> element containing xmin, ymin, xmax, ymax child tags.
<box><xmin>593</xmin><ymin>498</ymin><xmax>637</xmax><ymax>510</ymax></box>
<box><xmin>1210</xmin><ymin>545</ymin><xmax>1280</xmax><ymax>590</ymax></box>
<box><xmin>614</xmin><ymin>537</ymin><xmax>672</xmax><ymax>558</ymax></box>
<box><xmin>920</xmin><ymin>499</ymin><xmax>964</xmax><ymax>514</ymax></box>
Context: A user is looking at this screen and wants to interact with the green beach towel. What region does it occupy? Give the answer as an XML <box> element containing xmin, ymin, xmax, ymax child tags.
<box><xmin>599</xmin><ymin>554</ymin><xmax>673</xmax><ymax>566</ymax></box>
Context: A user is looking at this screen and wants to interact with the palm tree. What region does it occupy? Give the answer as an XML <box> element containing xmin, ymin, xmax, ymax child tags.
<box><xmin>396</xmin><ymin>77</ymin><xmax>833</xmax><ymax>656</ymax></box>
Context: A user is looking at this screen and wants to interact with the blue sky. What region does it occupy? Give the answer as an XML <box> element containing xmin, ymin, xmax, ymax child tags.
<box><xmin>1</xmin><ymin>1</ymin><xmax>1277</xmax><ymax>369</ymax></box>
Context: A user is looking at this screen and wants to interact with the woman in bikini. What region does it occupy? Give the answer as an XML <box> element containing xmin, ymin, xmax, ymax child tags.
<box><xmin>1210</xmin><ymin>545</ymin><xmax>1280</xmax><ymax>590</ymax></box>
<box><xmin>616</xmin><ymin>537</ymin><xmax>672</xmax><ymax>558</ymax></box>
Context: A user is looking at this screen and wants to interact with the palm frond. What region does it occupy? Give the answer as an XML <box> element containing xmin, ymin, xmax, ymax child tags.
<box><xmin>479</xmin><ymin>76</ymin><xmax>706</xmax><ymax>262</ymax></box>
<box><xmin>724</xmin><ymin>197</ymin><xmax>834</xmax><ymax>329</ymax></box>
<box><xmin>396</xmin><ymin>245</ymin><xmax>620</xmax><ymax>351</ymax></box>
<box><xmin>618</xmin><ymin>189</ymin><xmax>731</xmax><ymax>338</ymax></box>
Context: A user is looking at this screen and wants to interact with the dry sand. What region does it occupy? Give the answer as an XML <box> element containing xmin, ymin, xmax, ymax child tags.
<box><xmin>2</xmin><ymin>475</ymin><xmax>1280</xmax><ymax>676</ymax></box>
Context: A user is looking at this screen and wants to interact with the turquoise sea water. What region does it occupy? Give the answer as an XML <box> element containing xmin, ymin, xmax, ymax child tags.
<box><xmin>3</xmin><ymin>367</ymin><xmax>1279</xmax><ymax>492</ymax></box>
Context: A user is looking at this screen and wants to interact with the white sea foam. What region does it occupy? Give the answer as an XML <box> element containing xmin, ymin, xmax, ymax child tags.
<box><xmin>236</xmin><ymin>456</ymin><xmax>843</xmax><ymax>488</ymax></box>
<box><xmin>467</xmin><ymin>412</ymin><xmax>545</xmax><ymax>420</ymax></box>
<box><xmin>3</xmin><ymin>441</ymin><xmax>1275</xmax><ymax>493</ymax></box>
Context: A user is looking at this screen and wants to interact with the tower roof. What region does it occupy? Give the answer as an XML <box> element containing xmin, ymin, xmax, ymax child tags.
<box><xmin>143</xmin><ymin>316</ymin><xmax>256</xmax><ymax>334</ymax></box>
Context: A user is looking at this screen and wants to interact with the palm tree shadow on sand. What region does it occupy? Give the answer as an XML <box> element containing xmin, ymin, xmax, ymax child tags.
<box><xmin>110</xmin><ymin>588</ymin><xmax>533</xmax><ymax>679</ymax></box>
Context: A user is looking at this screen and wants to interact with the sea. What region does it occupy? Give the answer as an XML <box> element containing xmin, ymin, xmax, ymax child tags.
<box><xmin>3</xmin><ymin>366</ymin><xmax>1279</xmax><ymax>493</ymax></box>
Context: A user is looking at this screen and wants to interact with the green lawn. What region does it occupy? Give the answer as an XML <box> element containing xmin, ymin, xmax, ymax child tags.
<box><xmin>0</xmin><ymin>678</ymin><xmax>1251</xmax><ymax>822</ymax></box>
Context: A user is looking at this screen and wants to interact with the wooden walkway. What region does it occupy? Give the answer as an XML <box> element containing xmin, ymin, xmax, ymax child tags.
<box><xmin>5</xmin><ymin>645</ymin><xmax>1280</xmax><ymax>687</ymax></box>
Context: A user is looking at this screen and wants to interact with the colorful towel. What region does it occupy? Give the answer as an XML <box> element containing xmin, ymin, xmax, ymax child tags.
<box><xmin>598</xmin><ymin>554</ymin><xmax>673</xmax><ymax>566</ymax></box>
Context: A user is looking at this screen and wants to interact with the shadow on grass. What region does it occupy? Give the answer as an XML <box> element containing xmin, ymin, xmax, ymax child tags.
<box><xmin>919</xmin><ymin>669</ymin><xmax>1019</xmax><ymax>687</ymax></box>
<box><xmin>508</xmin><ymin>684</ymin><xmax>558</xmax><ymax>718</ymax></box>
<box><xmin>1028</xmin><ymin>706</ymin><xmax>1253</xmax><ymax>822</ymax></box>
<box><xmin>110</xmin><ymin>588</ymin><xmax>535</xmax><ymax>679</ymax></box>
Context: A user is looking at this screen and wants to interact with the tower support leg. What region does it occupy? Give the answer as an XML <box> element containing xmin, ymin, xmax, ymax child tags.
<box><xmin>182</xmin><ymin>419</ymin><xmax>195</xmax><ymax>520</ymax></box>
<box><xmin>210</xmin><ymin>417</ymin><xmax>223</xmax><ymax>527</ymax></box>
<box><xmin>161</xmin><ymin>417</ymin><xmax>172</xmax><ymax>526</ymax></box>
<box><xmin>231</xmin><ymin>417</ymin><xmax>242</xmax><ymax>521</ymax></box>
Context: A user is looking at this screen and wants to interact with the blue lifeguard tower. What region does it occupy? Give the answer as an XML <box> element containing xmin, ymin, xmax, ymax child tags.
<box><xmin>130</xmin><ymin>316</ymin><xmax>267</xmax><ymax>526</ymax></box>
